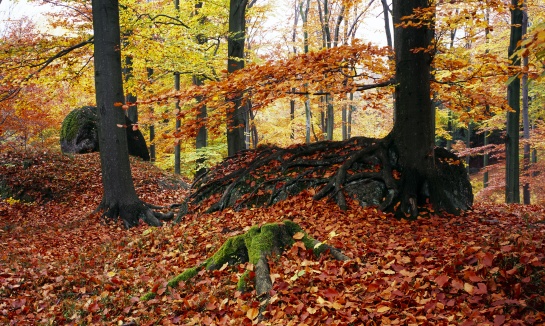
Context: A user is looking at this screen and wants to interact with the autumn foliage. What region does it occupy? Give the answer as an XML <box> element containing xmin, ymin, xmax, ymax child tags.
<box><xmin>1</xmin><ymin>150</ymin><xmax>544</xmax><ymax>325</ymax></box>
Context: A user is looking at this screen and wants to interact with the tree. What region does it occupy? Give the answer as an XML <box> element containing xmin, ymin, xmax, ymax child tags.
<box><xmin>92</xmin><ymin>0</ymin><xmax>171</xmax><ymax>227</ymax></box>
<box><xmin>226</xmin><ymin>0</ymin><xmax>250</xmax><ymax>156</ymax></box>
<box><xmin>505</xmin><ymin>0</ymin><xmax>523</xmax><ymax>203</ymax></box>
<box><xmin>391</xmin><ymin>0</ymin><xmax>436</xmax><ymax>216</ymax></box>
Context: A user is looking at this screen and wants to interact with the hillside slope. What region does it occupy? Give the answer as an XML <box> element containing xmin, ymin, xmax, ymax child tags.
<box><xmin>1</xmin><ymin>150</ymin><xmax>544</xmax><ymax>325</ymax></box>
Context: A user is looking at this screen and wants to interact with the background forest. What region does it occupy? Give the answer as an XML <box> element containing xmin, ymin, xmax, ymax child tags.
<box><xmin>1</xmin><ymin>0</ymin><xmax>545</xmax><ymax>324</ymax></box>
<box><xmin>1</xmin><ymin>0</ymin><xmax>544</xmax><ymax>203</ymax></box>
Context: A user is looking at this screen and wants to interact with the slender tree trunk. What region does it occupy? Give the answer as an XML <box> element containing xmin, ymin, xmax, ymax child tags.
<box><xmin>173</xmin><ymin>0</ymin><xmax>182</xmax><ymax>174</ymax></box>
<box><xmin>290</xmin><ymin>92</ymin><xmax>296</xmax><ymax>140</ymax></box>
<box><xmin>342</xmin><ymin>101</ymin><xmax>347</xmax><ymax>140</ymax></box>
<box><xmin>522</xmin><ymin>7</ymin><xmax>531</xmax><ymax>204</ymax></box>
<box><xmin>194</xmin><ymin>75</ymin><xmax>208</xmax><ymax>177</ymax></box>
<box><xmin>192</xmin><ymin>1</ymin><xmax>208</xmax><ymax>178</ymax></box>
<box><xmin>146</xmin><ymin>68</ymin><xmax>156</xmax><ymax>162</ymax></box>
<box><xmin>227</xmin><ymin>0</ymin><xmax>248</xmax><ymax>156</ymax></box>
<box><xmin>466</xmin><ymin>121</ymin><xmax>472</xmax><ymax>174</ymax></box>
<box><xmin>483</xmin><ymin>130</ymin><xmax>489</xmax><ymax>188</ymax></box>
<box><xmin>92</xmin><ymin>0</ymin><xmax>162</xmax><ymax>227</ymax></box>
<box><xmin>347</xmin><ymin>93</ymin><xmax>353</xmax><ymax>139</ymax></box>
<box><xmin>483</xmin><ymin>6</ymin><xmax>490</xmax><ymax>188</ymax></box>
<box><xmin>300</xmin><ymin>0</ymin><xmax>311</xmax><ymax>143</ymax></box>
<box><xmin>174</xmin><ymin>72</ymin><xmax>181</xmax><ymax>174</ymax></box>
<box><xmin>505</xmin><ymin>0</ymin><xmax>523</xmax><ymax>203</ymax></box>
<box><xmin>381</xmin><ymin>0</ymin><xmax>393</xmax><ymax>49</ymax></box>
<box><xmin>326</xmin><ymin>94</ymin><xmax>334</xmax><ymax>140</ymax></box>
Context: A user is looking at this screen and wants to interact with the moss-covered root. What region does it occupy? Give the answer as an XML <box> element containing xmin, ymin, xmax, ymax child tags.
<box><xmin>141</xmin><ymin>220</ymin><xmax>350</xmax><ymax>309</ymax></box>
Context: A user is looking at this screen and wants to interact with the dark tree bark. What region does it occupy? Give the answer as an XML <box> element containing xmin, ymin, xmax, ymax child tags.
<box><xmin>522</xmin><ymin>7</ymin><xmax>531</xmax><ymax>205</ymax></box>
<box><xmin>505</xmin><ymin>0</ymin><xmax>523</xmax><ymax>204</ymax></box>
<box><xmin>227</xmin><ymin>0</ymin><xmax>248</xmax><ymax>156</ymax></box>
<box><xmin>174</xmin><ymin>72</ymin><xmax>182</xmax><ymax>175</ymax></box>
<box><xmin>391</xmin><ymin>0</ymin><xmax>436</xmax><ymax>216</ymax></box>
<box><xmin>381</xmin><ymin>0</ymin><xmax>393</xmax><ymax>49</ymax></box>
<box><xmin>92</xmin><ymin>0</ymin><xmax>172</xmax><ymax>228</ymax></box>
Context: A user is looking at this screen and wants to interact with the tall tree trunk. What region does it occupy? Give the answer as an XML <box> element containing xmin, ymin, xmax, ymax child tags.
<box><xmin>92</xmin><ymin>0</ymin><xmax>164</xmax><ymax>227</ymax></box>
<box><xmin>466</xmin><ymin>121</ymin><xmax>472</xmax><ymax>174</ymax></box>
<box><xmin>147</xmin><ymin>68</ymin><xmax>156</xmax><ymax>162</ymax></box>
<box><xmin>227</xmin><ymin>0</ymin><xmax>248</xmax><ymax>156</ymax></box>
<box><xmin>347</xmin><ymin>92</ymin><xmax>353</xmax><ymax>139</ymax></box>
<box><xmin>174</xmin><ymin>72</ymin><xmax>181</xmax><ymax>174</ymax></box>
<box><xmin>173</xmin><ymin>0</ymin><xmax>182</xmax><ymax>175</ymax></box>
<box><xmin>381</xmin><ymin>0</ymin><xmax>393</xmax><ymax>49</ymax></box>
<box><xmin>392</xmin><ymin>0</ymin><xmax>436</xmax><ymax>216</ymax></box>
<box><xmin>300</xmin><ymin>0</ymin><xmax>312</xmax><ymax>143</ymax></box>
<box><xmin>483</xmin><ymin>6</ymin><xmax>490</xmax><ymax>188</ymax></box>
<box><xmin>193</xmin><ymin>1</ymin><xmax>208</xmax><ymax>178</ymax></box>
<box><xmin>326</xmin><ymin>94</ymin><xmax>334</xmax><ymax>140</ymax></box>
<box><xmin>505</xmin><ymin>0</ymin><xmax>523</xmax><ymax>204</ymax></box>
<box><xmin>522</xmin><ymin>6</ymin><xmax>530</xmax><ymax>204</ymax></box>
<box><xmin>342</xmin><ymin>100</ymin><xmax>347</xmax><ymax>140</ymax></box>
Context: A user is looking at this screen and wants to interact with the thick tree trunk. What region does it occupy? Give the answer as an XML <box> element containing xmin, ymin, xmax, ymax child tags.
<box><xmin>92</xmin><ymin>0</ymin><xmax>169</xmax><ymax>228</ymax></box>
<box><xmin>227</xmin><ymin>0</ymin><xmax>248</xmax><ymax>156</ymax></box>
<box><xmin>505</xmin><ymin>0</ymin><xmax>523</xmax><ymax>204</ymax></box>
<box><xmin>392</xmin><ymin>0</ymin><xmax>435</xmax><ymax>216</ymax></box>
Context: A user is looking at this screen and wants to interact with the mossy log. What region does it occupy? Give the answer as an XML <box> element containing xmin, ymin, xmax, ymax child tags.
<box><xmin>142</xmin><ymin>221</ymin><xmax>348</xmax><ymax>318</ymax></box>
<box><xmin>174</xmin><ymin>137</ymin><xmax>473</xmax><ymax>221</ymax></box>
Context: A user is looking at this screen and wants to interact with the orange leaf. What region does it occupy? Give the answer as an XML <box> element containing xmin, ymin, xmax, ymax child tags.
<box><xmin>246</xmin><ymin>307</ymin><xmax>259</xmax><ymax>320</ymax></box>
<box><xmin>376</xmin><ymin>305</ymin><xmax>390</xmax><ymax>313</ymax></box>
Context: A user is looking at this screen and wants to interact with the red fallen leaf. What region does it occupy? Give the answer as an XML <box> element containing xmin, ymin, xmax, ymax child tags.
<box><xmin>480</xmin><ymin>252</ymin><xmax>494</xmax><ymax>267</ymax></box>
<box><xmin>464</xmin><ymin>270</ymin><xmax>483</xmax><ymax>282</ymax></box>
<box><xmin>506</xmin><ymin>267</ymin><xmax>518</xmax><ymax>275</ymax></box>
<box><xmin>88</xmin><ymin>301</ymin><xmax>100</xmax><ymax>313</ymax></box>
<box><xmin>323</xmin><ymin>288</ymin><xmax>339</xmax><ymax>300</ymax></box>
<box><xmin>451</xmin><ymin>278</ymin><xmax>464</xmax><ymax>290</ymax></box>
<box><xmin>434</xmin><ymin>274</ymin><xmax>450</xmax><ymax>287</ymax></box>
<box><xmin>501</xmin><ymin>245</ymin><xmax>513</xmax><ymax>253</ymax></box>
<box><xmin>157</xmin><ymin>283</ymin><xmax>167</xmax><ymax>295</ymax></box>
<box><xmin>474</xmin><ymin>283</ymin><xmax>487</xmax><ymax>294</ymax></box>
<box><xmin>111</xmin><ymin>276</ymin><xmax>123</xmax><ymax>285</ymax></box>
<box><xmin>494</xmin><ymin>314</ymin><xmax>506</xmax><ymax>326</ymax></box>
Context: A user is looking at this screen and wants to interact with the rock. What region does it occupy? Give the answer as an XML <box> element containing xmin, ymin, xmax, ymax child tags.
<box><xmin>60</xmin><ymin>106</ymin><xmax>150</xmax><ymax>161</ymax></box>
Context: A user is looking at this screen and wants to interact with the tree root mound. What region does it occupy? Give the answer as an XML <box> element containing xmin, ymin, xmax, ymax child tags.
<box><xmin>142</xmin><ymin>221</ymin><xmax>349</xmax><ymax>319</ymax></box>
<box><xmin>175</xmin><ymin>137</ymin><xmax>472</xmax><ymax>220</ymax></box>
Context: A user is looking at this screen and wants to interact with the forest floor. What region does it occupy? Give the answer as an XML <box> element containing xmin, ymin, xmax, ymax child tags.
<box><xmin>1</xmin><ymin>150</ymin><xmax>544</xmax><ymax>325</ymax></box>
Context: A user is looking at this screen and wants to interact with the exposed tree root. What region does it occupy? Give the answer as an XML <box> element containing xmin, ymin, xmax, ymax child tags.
<box><xmin>96</xmin><ymin>200</ymin><xmax>174</xmax><ymax>228</ymax></box>
<box><xmin>174</xmin><ymin>137</ymin><xmax>472</xmax><ymax>221</ymax></box>
<box><xmin>141</xmin><ymin>221</ymin><xmax>349</xmax><ymax>320</ymax></box>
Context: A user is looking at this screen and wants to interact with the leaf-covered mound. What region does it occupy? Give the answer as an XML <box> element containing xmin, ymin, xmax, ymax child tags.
<box><xmin>1</xmin><ymin>149</ymin><xmax>544</xmax><ymax>325</ymax></box>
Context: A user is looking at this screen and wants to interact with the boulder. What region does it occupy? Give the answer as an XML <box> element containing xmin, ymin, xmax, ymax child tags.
<box><xmin>60</xmin><ymin>106</ymin><xmax>150</xmax><ymax>161</ymax></box>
